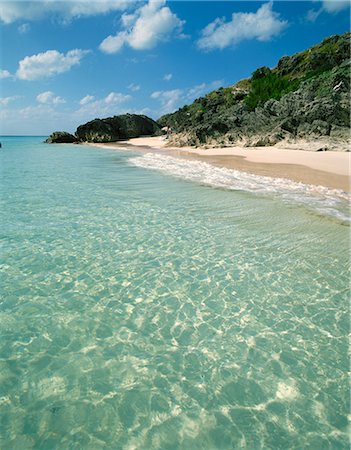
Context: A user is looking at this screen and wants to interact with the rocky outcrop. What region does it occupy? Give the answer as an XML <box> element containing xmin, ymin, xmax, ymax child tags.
<box><xmin>238</xmin><ymin>63</ymin><xmax>350</xmax><ymax>146</ymax></box>
<box><xmin>47</xmin><ymin>114</ymin><xmax>161</xmax><ymax>144</ymax></box>
<box><xmin>159</xmin><ymin>32</ymin><xmax>350</xmax><ymax>150</ymax></box>
<box><xmin>45</xmin><ymin>131</ymin><xmax>77</xmax><ymax>143</ymax></box>
<box><xmin>76</xmin><ymin>114</ymin><xmax>161</xmax><ymax>143</ymax></box>
<box><xmin>276</xmin><ymin>33</ymin><xmax>350</xmax><ymax>77</ymax></box>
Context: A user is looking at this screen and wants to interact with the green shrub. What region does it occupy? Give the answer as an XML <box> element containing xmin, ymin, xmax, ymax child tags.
<box><xmin>245</xmin><ymin>73</ymin><xmax>300</xmax><ymax>111</ymax></box>
<box><xmin>252</xmin><ymin>66</ymin><xmax>272</xmax><ymax>80</ymax></box>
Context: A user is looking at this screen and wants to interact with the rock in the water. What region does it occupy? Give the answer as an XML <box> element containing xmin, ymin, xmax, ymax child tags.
<box><xmin>45</xmin><ymin>131</ymin><xmax>77</xmax><ymax>144</ymax></box>
<box><xmin>76</xmin><ymin>113</ymin><xmax>161</xmax><ymax>143</ymax></box>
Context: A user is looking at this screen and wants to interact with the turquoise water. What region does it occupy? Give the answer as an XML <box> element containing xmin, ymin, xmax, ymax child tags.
<box><xmin>0</xmin><ymin>136</ymin><xmax>349</xmax><ymax>449</ymax></box>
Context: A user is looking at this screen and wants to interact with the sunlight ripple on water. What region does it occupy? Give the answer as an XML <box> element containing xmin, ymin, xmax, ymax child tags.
<box><xmin>0</xmin><ymin>138</ymin><xmax>349</xmax><ymax>449</ymax></box>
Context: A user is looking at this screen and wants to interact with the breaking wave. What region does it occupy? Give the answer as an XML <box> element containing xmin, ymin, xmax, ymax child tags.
<box><xmin>129</xmin><ymin>153</ymin><xmax>350</xmax><ymax>223</ymax></box>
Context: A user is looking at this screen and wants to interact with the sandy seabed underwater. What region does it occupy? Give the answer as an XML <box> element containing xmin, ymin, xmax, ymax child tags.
<box><xmin>0</xmin><ymin>137</ymin><xmax>349</xmax><ymax>449</ymax></box>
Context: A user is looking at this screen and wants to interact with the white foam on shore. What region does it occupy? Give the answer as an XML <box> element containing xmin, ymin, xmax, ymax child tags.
<box><xmin>129</xmin><ymin>153</ymin><xmax>350</xmax><ymax>222</ymax></box>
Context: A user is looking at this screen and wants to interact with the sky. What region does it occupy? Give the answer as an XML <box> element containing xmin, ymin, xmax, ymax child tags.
<box><xmin>0</xmin><ymin>0</ymin><xmax>350</xmax><ymax>135</ymax></box>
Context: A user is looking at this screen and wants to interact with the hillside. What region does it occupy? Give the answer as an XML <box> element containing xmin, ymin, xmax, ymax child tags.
<box><xmin>158</xmin><ymin>33</ymin><xmax>350</xmax><ymax>149</ymax></box>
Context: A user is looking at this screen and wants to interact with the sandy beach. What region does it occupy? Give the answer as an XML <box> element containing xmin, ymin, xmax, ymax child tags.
<box><xmin>94</xmin><ymin>136</ymin><xmax>350</xmax><ymax>192</ymax></box>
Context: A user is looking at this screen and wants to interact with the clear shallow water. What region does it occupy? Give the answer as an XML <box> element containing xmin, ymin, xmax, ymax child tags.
<box><xmin>0</xmin><ymin>136</ymin><xmax>349</xmax><ymax>449</ymax></box>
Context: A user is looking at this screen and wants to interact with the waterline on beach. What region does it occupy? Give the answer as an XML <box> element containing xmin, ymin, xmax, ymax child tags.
<box><xmin>129</xmin><ymin>152</ymin><xmax>350</xmax><ymax>223</ymax></box>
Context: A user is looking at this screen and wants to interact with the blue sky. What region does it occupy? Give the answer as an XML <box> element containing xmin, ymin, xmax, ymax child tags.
<box><xmin>0</xmin><ymin>0</ymin><xmax>350</xmax><ymax>135</ymax></box>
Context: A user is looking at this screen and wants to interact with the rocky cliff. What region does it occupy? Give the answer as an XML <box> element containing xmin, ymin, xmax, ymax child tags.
<box><xmin>158</xmin><ymin>33</ymin><xmax>350</xmax><ymax>150</ymax></box>
<box><xmin>47</xmin><ymin>113</ymin><xmax>161</xmax><ymax>144</ymax></box>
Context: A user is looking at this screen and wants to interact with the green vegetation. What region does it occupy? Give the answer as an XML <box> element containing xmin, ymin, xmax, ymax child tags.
<box><xmin>158</xmin><ymin>32</ymin><xmax>350</xmax><ymax>147</ymax></box>
<box><xmin>245</xmin><ymin>71</ymin><xmax>300</xmax><ymax>111</ymax></box>
<box><xmin>158</xmin><ymin>87</ymin><xmax>237</xmax><ymax>130</ymax></box>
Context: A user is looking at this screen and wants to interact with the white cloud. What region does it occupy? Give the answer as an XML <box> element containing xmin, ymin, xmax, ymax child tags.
<box><xmin>85</xmin><ymin>91</ymin><xmax>131</xmax><ymax>108</ymax></box>
<box><xmin>37</xmin><ymin>91</ymin><xmax>66</xmax><ymax>104</ymax></box>
<box><xmin>322</xmin><ymin>0</ymin><xmax>350</xmax><ymax>12</ymax></box>
<box><xmin>151</xmin><ymin>89</ymin><xmax>182</xmax><ymax>113</ymax></box>
<box><xmin>128</xmin><ymin>83</ymin><xmax>140</xmax><ymax>91</ymax></box>
<box><xmin>79</xmin><ymin>95</ymin><xmax>95</xmax><ymax>105</ymax></box>
<box><xmin>121</xmin><ymin>12</ymin><xmax>136</xmax><ymax>27</ymax></box>
<box><xmin>99</xmin><ymin>0</ymin><xmax>184</xmax><ymax>53</ymax></box>
<box><xmin>0</xmin><ymin>1</ymin><xmax>133</xmax><ymax>24</ymax></box>
<box><xmin>75</xmin><ymin>91</ymin><xmax>132</xmax><ymax>119</ymax></box>
<box><xmin>0</xmin><ymin>95</ymin><xmax>20</xmax><ymax>106</ymax></box>
<box><xmin>306</xmin><ymin>8</ymin><xmax>323</xmax><ymax>22</ymax></box>
<box><xmin>16</xmin><ymin>49</ymin><xmax>89</xmax><ymax>80</ymax></box>
<box><xmin>0</xmin><ymin>69</ymin><xmax>12</xmax><ymax>79</ymax></box>
<box><xmin>100</xmin><ymin>32</ymin><xmax>128</xmax><ymax>53</ymax></box>
<box><xmin>18</xmin><ymin>23</ymin><xmax>30</xmax><ymax>33</ymax></box>
<box><xmin>307</xmin><ymin>0</ymin><xmax>350</xmax><ymax>21</ymax></box>
<box><xmin>104</xmin><ymin>92</ymin><xmax>131</xmax><ymax>104</ymax></box>
<box><xmin>197</xmin><ymin>2</ymin><xmax>287</xmax><ymax>51</ymax></box>
<box><xmin>164</xmin><ymin>73</ymin><xmax>172</xmax><ymax>81</ymax></box>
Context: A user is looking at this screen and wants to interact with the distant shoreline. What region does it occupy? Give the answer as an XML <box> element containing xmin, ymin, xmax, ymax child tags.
<box><xmin>89</xmin><ymin>136</ymin><xmax>350</xmax><ymax>192</ymax></box>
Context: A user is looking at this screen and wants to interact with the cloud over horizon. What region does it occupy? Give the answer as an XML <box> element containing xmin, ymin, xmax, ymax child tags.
<box><xmin>1</xmin><ymin>91</ymin><xmax>133</xmax><ymax>135</ymax></box>
<box><xmin>197</xmin><ymin>2</ymin><xmax>287</xmax><ymax>51</ymax></box>
<box><xmin>99</xmin><ymin>0</ymin><xmax>184</xmax><ymax>53</ymax></box>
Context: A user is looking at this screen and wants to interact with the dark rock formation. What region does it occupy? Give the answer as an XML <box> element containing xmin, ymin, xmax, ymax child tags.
<box><xmin>159</xmin><ymin>32</ymin><xmax>350</xmax><ymax>150</ymax></box>
<box><xmin>47</xmin><ymin>114</ymin><xmax>161</xmax><ymax>144</ymax></box>
<box><xmin>45</xmin><ymin>131</ymin><xmax>77</xmax><ymax>144</ymax></box>
<box><xmin>76</xmin><ymin>114</ymin><xmax>161</xmax><ymax>143</ymax></box>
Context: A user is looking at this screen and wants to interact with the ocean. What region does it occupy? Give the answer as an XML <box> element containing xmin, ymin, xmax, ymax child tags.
<box><xmin>0</xmin><ymin>136</ymin><xmax>349</xmax><ymax>449</ymax></box>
